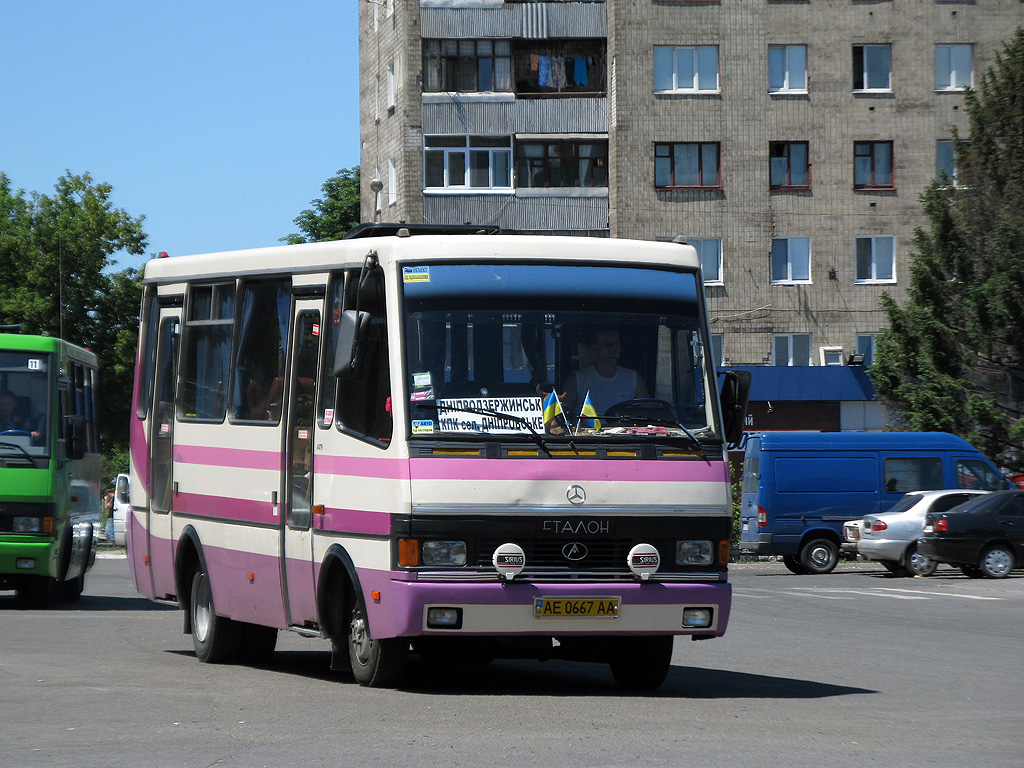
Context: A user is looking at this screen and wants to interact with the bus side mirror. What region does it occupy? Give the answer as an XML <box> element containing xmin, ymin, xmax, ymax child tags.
<box><xmin>333</xmin><ymin>309</ymin><xmax>371</xmax><ymax>379</ymax></box>
<box><xmin>720</xmin><ymin>370</ymin><xmax>751</xmax><ymax>445</ymax></box>
<box><xmin>64</xmin><ymin>415</ymin><xmax>87</xmax><ymax>461</ymax></box>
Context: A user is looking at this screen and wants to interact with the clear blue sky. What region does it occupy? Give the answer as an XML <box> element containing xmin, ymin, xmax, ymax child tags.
<box><xmin>1</xmin><ymin>2</ymin><xmax>360</xmax><ymax>270</ymax></box>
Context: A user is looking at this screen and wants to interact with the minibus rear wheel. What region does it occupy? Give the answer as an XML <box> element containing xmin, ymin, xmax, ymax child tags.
<box><xmin>190</xmin><ymin>569</ymin><xmax>242</xmax><ymax>663</ymax></box>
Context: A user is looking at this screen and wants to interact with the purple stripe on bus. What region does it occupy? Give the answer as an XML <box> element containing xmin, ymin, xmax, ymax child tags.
<box><xmin>175</xmin><ymin>492</ymin><xmax>278</xmax><ymax>524</ymax></box>
<box><xmin>174</xmin><ymin>444</ymin><xmax>280</xmax><ymax>471</ymax></box>
<box><xmin>313</xmin><ymin>454</ymin><xmax>411</xmax><ymax>480</ymax></box>
<box><xmin>408</xmin><ymin>457</ymin><xmax>729</xmax><ymax>484</ymax></box>
<box><xmin>320</xmin><ymin>507</ymin><xmax>392</xmax><ymax>536</ymax></box>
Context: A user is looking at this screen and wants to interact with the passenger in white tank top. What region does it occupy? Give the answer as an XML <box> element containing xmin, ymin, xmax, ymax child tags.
<box><xmin>562</xmin><ymin>328</ymin><xmax>649</xmax><ymax>415</ymax></box>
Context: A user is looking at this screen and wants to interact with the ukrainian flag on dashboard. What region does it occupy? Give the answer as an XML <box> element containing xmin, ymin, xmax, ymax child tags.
<box><xmin>542</xmin><ymin>390</ymin><xmax>561</xmax><ymax>424</ymax></box>
<box><xmin>579</xmin><ymin>392</ymin><xmax>601</xmax><ymax>430</ymax></box>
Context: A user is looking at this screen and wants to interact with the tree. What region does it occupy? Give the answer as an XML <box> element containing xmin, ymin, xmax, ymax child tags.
<box><xmin>283</xmin><ymin>167</ymin><xmax>361</xmax><ymax>244</ymax></box>
<box><xmin>0</xmin><ymin>171</ymin><xmax>148</xmax><ymax>463</ymax></box>
<box><xmin>870</xmin><ymin>28</ymin><xmax>1024</xmax><ymax>471</ymax></box>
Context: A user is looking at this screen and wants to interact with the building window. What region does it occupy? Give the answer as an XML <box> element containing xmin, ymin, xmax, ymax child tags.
<box><xmin>774</xmin><ymin>334</ymin><xmax>812</xmax><ymax>366</ymax></box>
<box><xmin>769</xmin><ymin>142</ymin><xmax>810</xmax><ymax>189</ymax></box>
<box><xmin>856</xmin><ymin>334</ymin><xmax>877</xmax><ymax>366</ymax></box>
<box><xmin>935</xmin><ymin>44</ymin><xmax>972</xmax><ymax>91</ymax></box>
<box><xmin>820</xmin><ymin>346</ymin><xmax>844</xmax><ymax>366</ymax></box>
<box><xmin>422</xmin><ymin>40</ymin><xmax>512</xmax><ymax>93</ymax></box>
<box><xmin>654</xmin><ymin>142</ymin><xmax>721</xmax><ymax>189</ymax></box>
<box><xmin>386</xmin><ymin>62</ymin><xmax>396</xmax><ymax>112</ymax></box>
<box><xmin>512</xmin><ymin>40</ymin><xmax>607</xmax><ymax>95</ymax></box>
<box><xmin>768</xmin><ymin>45</ymin><xmax>807</xmax><ymax>93</ymax></box>
<box><xmin>387</xmin><ymin>158</ymin><xmax>397</xmax><ymax>206</ymax></box>
<box><xmin>770</xmin><ymin>237</ymin><xmax>811</xmax><ymax>284</ymax></box>
<box><xmin>654</xmin><ymin>46</ymin><xmax>719</xmax><ymax>93</ymax></box>
<box><xmin>936</xmin><ymin>140</ymin><xmax>961</xmax><ymax>185</ymax></box>
<box><xmin>854</xmin><ymin>141</ymin><xmax>894</xmax><ymax>189</ymax></box>
<box><xmin>689</xmin><ymin>238</ymin><xmax>723</xmax><ymax>284</ymax></box>
<box><xmin>853</xmin><ymin>45</ymin><xmax>891</xmax><ymax>91</ymax></box>
<box><xmin>424</xmin><ymin>136</ymin><xmax>512</xmax><ymax>190</ymax></box>
<box><xmin>515</xmin><ymin>139</ymin><xmax>608</xmax><ymax>188</ymax></box>
<box><xmin>855</xmin><ymin>236</ymin><xmax>895</xmax><ymax>283</ymax></box>
<box><xmin>710</xmin><ymin>334</ymin><xmax>724</xmax><ymax>368</ymax></box>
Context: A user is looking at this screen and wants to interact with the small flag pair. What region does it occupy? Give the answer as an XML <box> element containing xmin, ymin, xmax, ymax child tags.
<box><xmin>542</xmin><ymin>390</ymin><xmax>601</xmax><ymax>432</ymax></box>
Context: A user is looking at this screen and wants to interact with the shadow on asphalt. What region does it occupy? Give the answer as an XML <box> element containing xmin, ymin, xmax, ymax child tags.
<box><xmin>158</xmin><ymin>646</ymin><xmax>877</xmax><ymax>699</ymax></box>
<box><xmin>0</xmin><ymin>593</ymin><xmax>176</xmax><ymax>612</ymax></box>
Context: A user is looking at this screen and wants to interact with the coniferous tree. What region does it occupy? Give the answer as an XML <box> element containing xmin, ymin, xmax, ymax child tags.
<box><xmin>871</xmin><ymin>28</ymin><xmax>1024</xmax><ymax>470</ymax></box>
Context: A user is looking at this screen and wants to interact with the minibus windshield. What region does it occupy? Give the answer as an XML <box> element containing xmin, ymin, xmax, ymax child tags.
<box><xmin>0</xmin><ymin>350</ymin><xmax>51</xmax><ymax>458</ymax></box>
<box><xmin>401</xmin><ymin>262</ymin><xmax>717</xmax><ymax>440</ymax></box>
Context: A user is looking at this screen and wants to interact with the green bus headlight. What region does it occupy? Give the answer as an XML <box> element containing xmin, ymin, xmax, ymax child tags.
<box><xmin>13</xmin><ymin>516</ymin><xmax>42</xmax><ymax>533</ymax></box>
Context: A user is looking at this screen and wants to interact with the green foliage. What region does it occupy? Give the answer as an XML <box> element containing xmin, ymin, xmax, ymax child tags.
<box><xmin>871</xmin><ymin>28</ymin><xmax>1024</xmax><ymax>471</ymax></box>
<box><xmin>0</xmin><ymin>170</ymin><xmax>148</xmax><ymax>459</ymax></box>
<box><xmin>283</xmin><ymin>167</ymin><xmax>361</xmax><ymax>244</ymax></box>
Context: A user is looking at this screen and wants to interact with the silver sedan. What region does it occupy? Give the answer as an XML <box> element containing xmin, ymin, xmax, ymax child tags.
<box><xmin>858</xmin><ymin>490</ymin><xmax>989</xmax><ymax>576</ymax></box>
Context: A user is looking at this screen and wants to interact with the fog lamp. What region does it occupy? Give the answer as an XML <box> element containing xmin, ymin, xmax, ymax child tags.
<box><xmin>493</xmin><ymin>543</ymin><xmax>526</xmax><ymax>581</ymax></box>
<box><xmin>683</xmin><ymin>608</ymin><xmax>713</xmax><ymax>628</ymax></box>
<box><xmin>16</xmin><ymin>558</ymin><xmax>36</xmax><ymax>570</ymax></box>
<box><xmin>628</xmin><ymin>543</ymin><xmax>660</xmax><ymax>581</ymax></box>
<box><xmin>426</xmin><ymin>607</ymin><xmax>463</xmax><ymax>629</ymax></box>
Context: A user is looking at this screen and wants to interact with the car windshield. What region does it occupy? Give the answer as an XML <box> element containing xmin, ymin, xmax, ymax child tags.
<box><xmin>0</xmin><ymin>350</ymin><xmax>51</xmax><ymax>458</ymax></box>
<box><xmin>401</xmin><ymin>262</ymin><xmax>718</xmax><ymax>441</ymax></box>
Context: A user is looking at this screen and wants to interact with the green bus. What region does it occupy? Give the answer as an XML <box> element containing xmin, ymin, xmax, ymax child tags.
<box><xmin>0</xmin><ymin>333</ymin><xmax>100</xmax><ymax>606</ymax></box>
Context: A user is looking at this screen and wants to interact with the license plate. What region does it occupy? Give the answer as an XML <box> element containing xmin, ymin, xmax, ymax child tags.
<box><xmin>533</xmin><ymin>597</ymin><xmax>620</xmax><ymax>619</ymax></box>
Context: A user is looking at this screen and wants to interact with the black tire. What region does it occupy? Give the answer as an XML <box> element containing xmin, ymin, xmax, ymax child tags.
<box><xmin>609</xmin><ymin>635</ymin><xmax>674</xmax><ymax>691</ymax></box>
<box><xmin>239</xmin><ymin>623</ymin><xmax>279</xmax><ymax>665</ymax></box>
<box><xmin>782</xmin><ymin>555</ymin><xmax>807</xmax><ymax>574</ymax></box>
<box><xmin>880</xmin><ymin>559</ymin><xmax>908</xmax><ymax>576</ymax></box>
<box><xmin>348</xmin><ymin>598</ymin><xmax>408</xmax><ymax>687</ymax></box>
<box><xmin>16</xmin><ymin>576</ymin><xmax>57</xmax><ymax>609</ymax></box>
<box><xmin>62</xmin><ymin>567</ymin><xmax>86</xmax><ymax>602</ymax></box>
<box><xmin>960</xmin><ymin>565</ymin><xmax>984</xmax><ymax>579</ymax></box>
<box><xmin>906</xmin><ymin>544</ymin><xmax>937</xmax><ymax>577</ymax></box>
<box><xmin>978</xmin><ymin>545</ymin><xmax>1015</xmax><ymax>579</ymax></box>
<box><xmin>190</xmin><ymin>569</ymin><xmax>242</xmax><ymax>663</ymax></box>
<box><xmin>799</xmin><ymin>538</ymin><xmax>839</xmax><ymax>575</ymax></box>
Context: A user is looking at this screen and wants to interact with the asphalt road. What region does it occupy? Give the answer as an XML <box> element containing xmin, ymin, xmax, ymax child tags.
<box><xmin>1</xmin><ymin>555</ymin><xmax>1021</xmax><ymax>768</ymax></box>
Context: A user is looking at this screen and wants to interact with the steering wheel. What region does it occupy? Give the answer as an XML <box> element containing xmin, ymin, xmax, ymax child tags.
<box><xmin>603</xmin><ymin>399</ymin><xmax>679</xmax><ymax>423</ymax></box>
<box><xmin>0</xmin><ymin>429</ymin><xmax>31</xmax><ymax>437</ymax></box>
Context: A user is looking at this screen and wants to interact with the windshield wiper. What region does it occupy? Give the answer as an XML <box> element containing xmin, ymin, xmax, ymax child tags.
<box><xmin>0</xmin><ymin>441</ymin><xmax>35</xmax><ymax>467</ymax></box>
<box><xmin>414</xmin><ymin>403</ymin><xmax>553</xmax><ymax>457</ymax></box>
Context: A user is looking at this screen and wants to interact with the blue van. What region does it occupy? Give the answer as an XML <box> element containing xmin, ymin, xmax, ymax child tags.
<box><xmin>738</xmin><ymin>432</ymin><xmax>1009</xmax><ymax>574</ymax></box>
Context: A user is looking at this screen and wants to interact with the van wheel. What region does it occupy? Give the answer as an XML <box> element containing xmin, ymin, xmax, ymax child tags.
<box><xmin>799</xmin><ymin>539</ymin><xmax>839</xmax><ymax>574</ymax></box>
<box><xmin>348</xmin><ymin>599</ymin><xmax>408</xmax><ymax>687</ymax></box>
<box><xmin>782</xmin><ymin>555</ymin><xmax>806</xmax><ymax>574</ymax></box>
<box><xmin>190</xmin><ymin>569</ymin><xmax>242</xmax><ymax>663</ymax></box>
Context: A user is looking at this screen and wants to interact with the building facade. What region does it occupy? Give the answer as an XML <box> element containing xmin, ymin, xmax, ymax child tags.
<box><xmin>358</xmin><ymin>0</ymin><xmax>1015</xmax><ymax>425</ymax></box>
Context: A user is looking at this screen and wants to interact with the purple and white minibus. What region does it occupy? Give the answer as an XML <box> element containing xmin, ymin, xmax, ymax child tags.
<box><xmin>127</xmin><ymin>227</ymin><xmax>748</xmax><ymax>689</ymax></box>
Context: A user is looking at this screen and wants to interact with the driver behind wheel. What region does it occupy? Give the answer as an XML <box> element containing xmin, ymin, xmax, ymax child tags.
<box><xmin>562</xmin><ymin>328</ymin><xmax>649</xmax><ymax>415</ymax></box>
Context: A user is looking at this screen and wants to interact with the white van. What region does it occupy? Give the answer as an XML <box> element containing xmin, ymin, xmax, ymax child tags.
<box><xmin>112</xmin><ymin>474</ymin><xmax>130</xmax><ymax>546</ymax></box>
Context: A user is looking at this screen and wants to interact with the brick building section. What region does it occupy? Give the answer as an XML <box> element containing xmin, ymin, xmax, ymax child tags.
<box><xmin>360</xmin><ymin>0</ymin><xmax>1017</xmax><ymax>368</ymax></box>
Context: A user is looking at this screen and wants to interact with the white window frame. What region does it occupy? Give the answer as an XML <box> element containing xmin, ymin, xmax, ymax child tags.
<box><xmin>855</xmin><ymin>236</ymin><xmax>896</xmax><ymax>284</ymax></box>
<box><xmin>387</xmin><ymin>158</ymin><xmax>397</xmax><ymax>206</ymax></box>
<box><xmin>820</xmin><ymin>346</ymin><xmax>844</xmax><ymax>366</ymax></box>
<box><xmin>654</xmin><ymin>46</ymin><xmax>720</xmax><ymax>93</ymax></box>
<box><xmin>935</xmin><ymin>44</ymin><xmax>973</xmax><ymax>91</ymax></box>
<box><xmin>688</xmin><ymin>238</ymin><xmax>723</xmax><ymax>284</ymax></box>
<box><xmin>768</xmin><ymin>45</ymin><xmax>807</xmax><ymax>93</ymax></box>
<box><xmin>773</xmin><ymin>334</ymin><xmax>812</xmax><ymax>367</ymax></box>
<box><xmin>386</xmin><ymin>62</ymin><xmax>396</xmax><ymax>112</ymax></box>
<box><xmin>853</xmin><ymin>44</ymin><xmax>892</xmax><ymax>92</ymax></box>
<box><xmin>770</xmin><ymin>237</ymin><xmax>811</xmax><ymax>284</ymax></box>
<box><xmin>423</xmin><ymin>135</ymin><xmax>513</xmax><ymax>191</ymax></box>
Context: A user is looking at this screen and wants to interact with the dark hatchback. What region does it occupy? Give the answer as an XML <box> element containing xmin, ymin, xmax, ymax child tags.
<box><xmin>920</xmin><ymin>490</ymin><xmax>1024</xmax><ymax>578</ymax></box>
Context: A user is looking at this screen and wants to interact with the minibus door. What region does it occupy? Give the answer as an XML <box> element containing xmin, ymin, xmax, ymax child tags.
<box><xmin>281</xmin><ymin>304</ymin><xmax>320</xmax><ymax>627</ymax></box>
<box><xmin>145</xmin><ymin>311</ymin><xmax>180</xmax><ymax>600</ymax></box>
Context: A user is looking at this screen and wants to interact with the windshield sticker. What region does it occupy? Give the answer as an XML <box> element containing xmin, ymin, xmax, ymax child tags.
<box><xmin>412</xmin><ymin>419</ymin><xmax>435</xmax><ymax>434</ymax></box>
<box><xmin>412</xmin><ymin>371</ymin><xmax>432</xmax><ymax>388</ymax></box>
<box><xmin>323</xmin><ymin>408</ymin><xmax>334</xmax><ymax>426</ymax></box>
<box><xmin>410</xmin><ymin>389</ymin><xmax>434</xmax><ymax>402</ymax></box>
<box><xmin>403</xmin><ymin>266</ymin><xmax>430</xmax><ymax>283</ymax></box>
<box><xmin>437</xmin><ymin>397</ymin><xmax>544</xmax><ymax>434</ymax></box>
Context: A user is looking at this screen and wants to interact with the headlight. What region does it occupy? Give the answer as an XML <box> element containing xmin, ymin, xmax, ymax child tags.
<box><xmin>421</xmin><ymin>540</ymin><xmax>467</xmax><ymax>567</ymax></box>
<box><xmin>13</xmin><ymin>516</ymin><xmax>42</xmax><ymax>533</ymax></box>
<box><xmin>676</xmin><ymin>540</ymin><xmax>714</xmax><ymax>566</ymax></box>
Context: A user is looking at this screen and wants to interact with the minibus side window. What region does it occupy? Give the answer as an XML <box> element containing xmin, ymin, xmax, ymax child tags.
<box><xmin>336</xmin><ymin>269</ymin><xmax>392</xmax><ymax>446</ymax></box>
<box><xmin>180</xmin><ymin>283</ymin><xmax>234</xmax><ymax>421</ymax></box>
<box><xmin>231</xmin><ymin>279</ymin><xmax>290</xmax><ymax>423</ymax></box>
<box><xmin>135</xmin><ymin>287</ymin><xmax>159</xmax><ymax>420</ymax></box>
<box><xmin>883</xmin><ymin>457</ymin><xmax>943</xmax><ymax>494</ymax></box>
<box><xmin>317</xmin><ymin>274</ymin><xmax>345</xmax><ymax>428</ymax></box>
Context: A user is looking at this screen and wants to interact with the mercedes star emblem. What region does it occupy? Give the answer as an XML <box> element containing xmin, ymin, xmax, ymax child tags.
<box><xmin>566</xmin><ymin>484</ymin><xmax>586</xmax><ymax>505</ymax></box>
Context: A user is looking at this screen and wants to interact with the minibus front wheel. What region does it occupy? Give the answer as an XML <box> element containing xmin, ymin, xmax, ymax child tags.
<box><xmin>347</xmin><ymin>591</ymin><xmax>408</xmax><ymax>687</ymax></box>
<box><xmin>799</xmin><ymin>538</ymin><xmax>839</xmax><ymax>574</ymax></box>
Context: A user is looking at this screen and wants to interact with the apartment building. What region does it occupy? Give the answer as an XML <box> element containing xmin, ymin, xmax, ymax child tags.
<box><xmin>359</xmin><ymin>0</ymin><xmax>1016</xmax><ymax>430</ymax></box>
